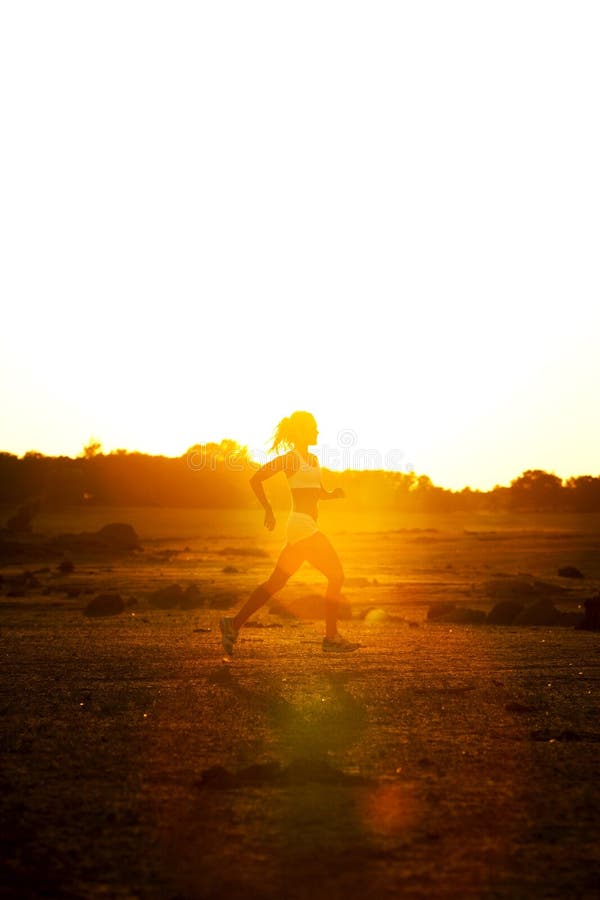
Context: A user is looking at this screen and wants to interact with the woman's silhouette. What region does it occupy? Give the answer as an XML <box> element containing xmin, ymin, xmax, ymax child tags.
<box><xmin>220</xmin><ymin>411</ymin><xmax>361</xmax><ymax>655</ymax></box>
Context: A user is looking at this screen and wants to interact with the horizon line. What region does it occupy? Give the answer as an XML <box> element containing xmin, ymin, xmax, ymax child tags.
<box><xmin>1</xmin><ymin>444</ymin><xmax>598</xmax><ymax>496</ymax></box>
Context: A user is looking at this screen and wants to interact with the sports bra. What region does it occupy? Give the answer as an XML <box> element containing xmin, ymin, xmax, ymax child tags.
<box><xmin>285</xmin><ymin>449</ymin><xmax>322</xmax><ymax>489</ymax></box>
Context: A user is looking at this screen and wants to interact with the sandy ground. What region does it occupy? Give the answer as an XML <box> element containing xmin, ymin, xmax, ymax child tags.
<box><xmin>1</xmin><ymin>508</ymin><xmax>600</xmax><ymax>899</ymax></box>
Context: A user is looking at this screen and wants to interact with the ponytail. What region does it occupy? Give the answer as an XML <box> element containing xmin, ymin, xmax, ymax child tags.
<box><xmin>269</xmin><ymin>410</ymin><xmax>316</xmax><ymax>454</ymax></box>
<box><xmin>269</xmin><ymin>415</ymin><xmax>293</xmax><ymax>453</ymax></box>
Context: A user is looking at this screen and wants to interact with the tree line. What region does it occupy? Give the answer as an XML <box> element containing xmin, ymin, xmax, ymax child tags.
<box><xmin>0</xmin><ymin>442</ymin><xmax>599</xmax><ymax>513</ymax></box>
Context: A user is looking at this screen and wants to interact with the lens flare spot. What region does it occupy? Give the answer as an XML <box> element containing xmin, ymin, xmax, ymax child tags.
<box><xmin>364</xmin><ymin>608</ymin><xmax>390</xmax><ymax>625</ymax></box>
<box><xmin>361</xmin><ymin>782</ymin><xmax>420</xmax><ymax>835</ymax></box>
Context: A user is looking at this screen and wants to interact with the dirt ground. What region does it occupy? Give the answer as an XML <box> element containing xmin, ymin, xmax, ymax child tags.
<box><xmin>1</xmin><ymin>507</ymin><xmax>599</xmax><ymax>899</ymax></box>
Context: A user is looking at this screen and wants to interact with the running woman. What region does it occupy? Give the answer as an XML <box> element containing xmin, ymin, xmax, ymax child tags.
<box><xmin>219</xmin><ymin>410</ymin><xmax>360</xmax><ymax>655</ymax></box>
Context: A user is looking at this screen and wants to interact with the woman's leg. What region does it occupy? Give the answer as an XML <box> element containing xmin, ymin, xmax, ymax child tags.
<box><xmin>299</xmin><ymin>532</ymin><xmax>345</xmax><ymax>639</ymax></box>
<box><xmin>231</xmin><ymin>541</ymin><xmax>307</xmax><ymax>631</ymax></box>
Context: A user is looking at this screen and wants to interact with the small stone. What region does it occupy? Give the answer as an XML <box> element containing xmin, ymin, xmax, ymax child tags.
<box><xmin>95</xmin><ymin>523</ymin><xmax>140</xmax><ymax>550</ymax></box>
<box><xmin>84</xmin><ymin>592</ymin><xmax>125</xmax><ymax>617</ymax></box>
<box><xmin>513</xmin><ymin>598</ymin><xmax>562</xmax><ymax>626</ymax></box>
<box><xmin>557</xmin><ymin>566</ymin><xmax>584</xmax><ymax>579</ymax></box>
<box><xmin>427</xmin><ymin>602</ymin><xmax>457</xmax><ymax>621</ymax></box>
<box><xmin>487</xmin><ymin>600</ymin><xmax>524</xmax><ymax>626</ymax></box>
<box><xmin>505</xmin><ymin>701</ymin><xmax>539</xmax><ymax>713</ymax></box>
<box><xmin>148</xmin><ymin>584</ymin><xmax>183</xmax><ymax>609</ymax></box>
<box><xmin>179</xmin><ymin>584</ymin><xmax>205</xmax><ymax>610</ymax></box>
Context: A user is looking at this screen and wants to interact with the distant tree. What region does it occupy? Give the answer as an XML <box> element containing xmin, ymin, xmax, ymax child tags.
<box><xmin>489</xmin><ymin>485</ymin><xmax>511</xmax><ymax>512</ymax></box>
<box><xmin>186</xmin><ymin>439</ymin><xmax>249</xmax><ymax>472</ymax></box>
<box><xmin>564</xmin><ymin>475</ymin><xmax>600</xmax><ymax>512</ymax></box>
<box><xmin>82</xmin><ymin>439</ymin><xmax>103</xmax><ymax>459</ymax></box>
<box><xmin>509</xmin><ymin>469</ymin><xmax>564</xmax><ymax>511</ymax></box>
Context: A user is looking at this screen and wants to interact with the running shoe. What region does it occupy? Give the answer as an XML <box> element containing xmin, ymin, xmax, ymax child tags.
<box><xmin>219</xmin><ymin>616</ymin><xmax>238</xmax><ymax>656</ymax></box>
<box><xmin>322</xmin><ymin>634</ymin><xmax>361</xmax><ymax>653</ymax></box>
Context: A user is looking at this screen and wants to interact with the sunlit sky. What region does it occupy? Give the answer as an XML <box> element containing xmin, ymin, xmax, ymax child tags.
<box><xmin>1</xmin><ymin>2</ymin><xmax>599</xmax><ymax>491</ymax></box>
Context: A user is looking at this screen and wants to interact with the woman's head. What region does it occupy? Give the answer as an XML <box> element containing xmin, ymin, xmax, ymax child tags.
<box><xmin>270</xmin><ymin>410</ymin><xmax>318</xmax><ymax>452</ymax></box>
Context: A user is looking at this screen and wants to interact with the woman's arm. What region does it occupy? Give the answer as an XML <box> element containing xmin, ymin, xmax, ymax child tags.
<box><xmin>249</xmin><ymin>453</ymin><xmax>293</xmax><ymax>529</ymax></box>
<box><xmin>250</xmin><ymin>477</ymin><xmax>273</xmax><ymax>513</ymax></box>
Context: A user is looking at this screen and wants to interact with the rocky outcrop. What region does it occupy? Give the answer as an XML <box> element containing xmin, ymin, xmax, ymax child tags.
<box><xmin>50</xmin><ymin>523</ymin><xmax>140</xmax><ymax>553</ymax></box>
